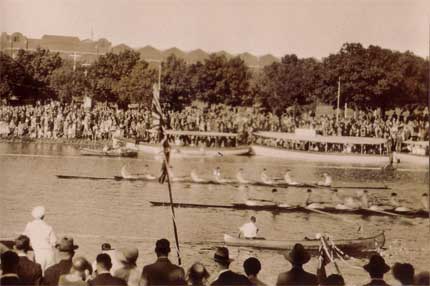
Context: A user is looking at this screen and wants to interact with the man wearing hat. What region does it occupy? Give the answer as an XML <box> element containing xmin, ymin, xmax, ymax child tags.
<box><xmin>113</xmin><ymin>247</ymin><xmax>140</xmax><ymax>286</ymax></box>
<box><xmin>43</xmin><ymin>236</ymin><xmax>79</xmax><ymax>286</ymax></box>
<box><xmin>362</xmin><ymin>254</ymin><xmax>390</xmax><ymax>286</ymax></box>
<box><xmin>14</xmin><ymin>234</ymin><xmax>43</xmax><ymax>285</ymax></box>
<box><xmin>141</xmin><ymin>238</ymin><xmax>185</xmax><ymax>286</ymax></box>
<box><xmin>276</xmin><ymin>243</ymin><xmax>318</xmax><ymax>286</ymax></box>
<box><xmin>23</xmin><ymin>206</ymin><xmax>57</xmax><ymax>272</ymax></box>
<box><xmin>211</xmin><ymin>247</ymin><xmax>251</xmax><ymax>286</ymax></box>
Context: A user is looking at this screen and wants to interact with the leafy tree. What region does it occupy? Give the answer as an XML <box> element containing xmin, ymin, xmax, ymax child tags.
<box><xmin>49</xmin><ymin>62</ymin><xmax>89</xmax><ymax>102</ymax></box>
<box><xmin>114</xmin><ymin>60</ymin><xmax>157</xmax><ymax>106</ymax></box>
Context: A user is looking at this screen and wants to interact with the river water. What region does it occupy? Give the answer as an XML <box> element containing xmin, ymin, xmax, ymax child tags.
<box><xmin>0</xmin><ymin>142</ymin><xmax>428</xmax><ymax>285</ymax></box>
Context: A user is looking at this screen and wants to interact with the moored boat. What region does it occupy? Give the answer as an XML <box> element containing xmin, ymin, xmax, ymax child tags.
<box><xmin>80</xmin><ymin>147</ymin><xmax>138</xmax><ymax>158</ymax></box>
<box><xmin>252</xmin><ymin>132</ymin><xmax>389</xmax><ymax>165</ymax></box>
<box><xmin>149</xmin><ymin>201</ymin><xmax>428</xmax><ymax>218</ymax></box>
<box><xmin>223</xmin><ymin>232</ymin><xmax>385</xmax><ymax>253</ymax></box>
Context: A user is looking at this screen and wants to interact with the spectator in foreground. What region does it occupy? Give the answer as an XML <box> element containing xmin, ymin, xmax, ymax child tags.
<box><xmin>243</xmin><ymin>257</ymin><xmax>267</xmax><ymax>286</ymax></box>
<box><xmin>276</xmin><ymin>243</ymin><xmax>318</xmax><ymax>286</ymax></box>
<box><xmin>58</xmin><ymin>256</ymin><xmax>92</xmax><ymax>286</ymax></box>
<box><xmin>91</xmin><ymin>243</ymin><xmax>120</xmax><ymax>276</ymax></box>
<box><xmin>23</xmin><ymin>206</ymin><xmax>57</xmax><ymax>272</ymax></box>
<box><xmin>88</xmin><ymin>254</ymin><xmax>126</xmax><ymax>286</ymax></box>
<box><xmin>392</xmin><ymin>263</ymin><xmax>415</xmax><ymax>286</ymax></box>
<box><xmin>321</xmin><ymin>274</ymin><xmax>345</xmax><ymax>286</ymax></box>
<box><xmin>362</xmin><ymin>254</ymin><xmax>390</xmax><ymax>286</ymax></box>
<box><xmin>414</xmin><ymin>271</ymin><xmax>430</xmax><ymax>285</ymax></box>
<box><xmin>14</xmin><ymin>234</ymin><xmax>42</xmax><ymax>286</ymax></box>
<box><xmin>0</xmin><ymin>250</ymin><xmax>22</xmax><ymax>285</ymax></box>
<box><xmin>43</xmin><ymin>237</ymin><xmax>79</xmax><ymax>286</ymax></box>
<box><xmin>211</xmin><ymin>247</ymin><xmax>251</xmax><ymax>286</ymax></box>
<box><xmin>114</xmin><ymin>247</ymin><xmax>140</xmax><ymax>286</ymax></box>
<box><xmin>141</xmin><ymin>238</ymin><xmax>185</xmax><ymax>286</ymax></box>
<box><xmin>186</xmin><ymin>263</ymin><xmax>210</xmax><ymax>286</ymax></box>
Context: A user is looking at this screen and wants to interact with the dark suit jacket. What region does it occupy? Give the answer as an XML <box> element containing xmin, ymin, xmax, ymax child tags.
<box><xmin>276</xmin><ymin>267</ymin><xmax>318</xmax><ymax>286</ymax></box>
<box><xmin>88</xmin><ymin>273</ymin><xmax>127</xmax><ymax>286</ymax></box>
<box><xmin>141</xmin><ymin>257</ymin><xmax>185</xmax><ymax>286</ymax></box>
<box><xmin>363</xmin><ymin>279</ymin><xmax>390</xmax><ymax>286</ymax></box>
<box><xmin>1</xmin><ymin>275</ymin><xmax>24</xmax><ymax>285</ymax></box>
<box><xmin>43</xmin><ymin>259</ymin><xmax>73</xmax><ymax>286</ymax></box>
<box><xmin>17</xmin><ymin>256</ymin><xmax>42</xmax><ymax>285</ymax></box>
<box><xmin>211</xmin><ymin>270</ymin><xmax>252</xmax><ymax>286</ymax></box>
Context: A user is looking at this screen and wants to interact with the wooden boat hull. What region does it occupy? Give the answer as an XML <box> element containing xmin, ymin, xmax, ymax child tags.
<box><xmin>251</xmin><ymin>145</ymin><xmax>389</xmax><ymax>165</ymax></box>
<box><xmin>80</xmin><ymin>148</ymin><xmax>138</xmax><ymax>158</ymax></box>
<box><xmin>137</xmin><ymin>144</ymin><xmax>251</xmax><ymax>157</ymax></box>
<box><xmin>396</xmin><ymin>153</ymin><xmax>429</xmax><ymax>167</ymax></box>
<box><xmin>149</xmin><ymin>201</ymin><xmax>428</xmax><ymax>218</ymax></box>
<box><xmin>223</xmin><ymin>232</ymin><xmax>385</xmax><ymax>253</ymax></box>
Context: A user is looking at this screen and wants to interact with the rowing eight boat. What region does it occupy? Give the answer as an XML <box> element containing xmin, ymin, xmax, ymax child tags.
<box><xmin>223</xmin><ymin>232</ymin><xmax>385</xmax><ymax>254</ymax></box>
<box><xmin>56</xmin><ymin>175</ymin><xmax>390</xmax><ymax>190</ymax></box>
<box><xmin>149</xmin><ymin>201</ymin><xmax>429</xmax><ymax>218</ymax></box>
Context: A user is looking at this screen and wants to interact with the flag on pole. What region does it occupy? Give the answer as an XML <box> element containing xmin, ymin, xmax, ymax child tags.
<box><xmin>151</xmin><ymin>83</ymin><xmax>165</xmax><ymax>140</ymax></box>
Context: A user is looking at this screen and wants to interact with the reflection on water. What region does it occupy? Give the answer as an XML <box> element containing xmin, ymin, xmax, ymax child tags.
<box><xmin>0</xmin><ymin>143</ymin><xmax>428</xmax><ymax>285</ymax></box>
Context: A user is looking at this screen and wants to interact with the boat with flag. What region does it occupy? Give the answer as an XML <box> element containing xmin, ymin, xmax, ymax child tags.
<box><xmin>252</xmin><ymin>131</ymin><xmax>391</xmax><ymax>165</ymax></box>
<box><xmin>137</xmin><ymin>130</ymin><xmax>251</xmax><ymax>157</ymax></box>
<box><xmin>223</xmin><ymin>232</ymin><xmax>385</xmax><ymax>253</ymax></box>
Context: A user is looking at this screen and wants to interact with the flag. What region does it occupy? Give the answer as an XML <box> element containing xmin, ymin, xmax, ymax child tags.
<box><xmin>151</xmin><ymin>83</ymin><xmax>170</xmax><ymax>184</ymax></box>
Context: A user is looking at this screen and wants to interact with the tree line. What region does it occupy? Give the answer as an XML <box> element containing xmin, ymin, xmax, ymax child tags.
<box><xmin>0</xmin><ymin>43</ymin><xmax>427</xmax><ymax>113</ymax></box>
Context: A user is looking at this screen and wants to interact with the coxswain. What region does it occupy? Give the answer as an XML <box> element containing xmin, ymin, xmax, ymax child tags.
<box><xmin>260</xmin><ymin>168</ymin><xmax>274</xmax><ymax>185</ymax></box>
<box><xmin>191</xmin><ymin>169</ymin><xmax>206</xmax><ymax>183</ymax></box>
<box><xmin>305</xmin><ymin>189</ymin><xmax>324</xmax><ymax>209</ymax></box>
<box><xmin>238</xmin><ymin>216</ymin><xmax>259</xmax><ymax>239</ymax></box>
<box><xmin>388</xmin><ymin>192</ymin><xmax>410</xmax><ymax>212</ymax></box>
<box><xmin>421</xmin><ymin>193</ymin><xmax>429</xmax><ymax>211</ymax></box>
<box><xmin>236</xmin><ymin>168</ymin><xmax>250</xmax><ymax>184</ymax></box>
<box><xmin>317</xmin><ymin>173</ymin><xmax>332</xmax><ymax>187</ymax></box>
<box><xmin>284</xmin><ymin>170</ymin><xmax>298</xmax><ymax>185</ymax></box>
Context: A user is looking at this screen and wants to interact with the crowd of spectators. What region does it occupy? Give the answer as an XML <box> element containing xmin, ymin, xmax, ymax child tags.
<box><xmin>0</xmin><ymin>101</ymin><xmax>428</xmax><ymax>153</ymax></box>
<box><xmin>1</xmin><ymin>206</ymin><xmax>429</xmax><ymax>286</ymax></box>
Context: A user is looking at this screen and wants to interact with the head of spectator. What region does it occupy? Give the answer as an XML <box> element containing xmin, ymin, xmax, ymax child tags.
<box><xmin>118</xmin><ymin>247</ymin><xmax>139</xmax><ymax>268</ymax></box>
<box><xmin>284</xmin><ymin>243</ymin><xmax>311</xmax><ymax>268</ymax></box>
<box><xmin>363</xmin><ymin>254</ymin><xmax>390</xmax><ymax>280</ymax></box>
<box><xmin>187</xmin><ymin>262</ymin><xmax>209</xmax><ymax>286</ymax></box>
<box><xmin>55</xmin><ymin>236</ymin><xmax>78</xmax><ymax>260</ymax></box>
<box><xmin>392</xmin><ymin>263</ymin><xmax>415</xmax><ymax>285</ymax></box>
<box><xmin>414</xmin><ymin>271</ymin><xmax>430</xmax><ymax>285</ymax></box>
<box><xmin>70</xmin><ymin>256</ymin><xmax>92</xmax><ymax>279</ymax></box>
<box><xmin>14</xmin><ymin>235</ymin><xmax>31</xmax><ymax>255</ymax></box>
<box><xmin>96</xmin><ymin>253</ymin><xmax>112</xmax><ymax>274</ymax></box>
<box><xmin>213</xmin><ymin>247</ymin><xmax>233</xmax><ymax>270</ymax></box>
<box><xmin>1</xmin><ymin>250</ymin><xmax>19</xmax><ymax>274</ymax></box>
<box><xmin>243</xmin><ymin>257</ymin><xmax>263</xmax><ymax>281</ymax></box>
<box><xmin>31</xmin><ymin>206</ymin><xmax>45</xmax><ymax>220</ymax></box>
<box><xmin>155</xmin><ymin>238</ymin><xmax>170</xmax><ymax>258</ymax></box>
<box><xmin>322</xmin><ymin>274</ymin><xmax>345</xmax><ymax>286</ymax></box>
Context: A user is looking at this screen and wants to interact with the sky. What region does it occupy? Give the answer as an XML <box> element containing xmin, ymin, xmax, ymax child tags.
<box><xmin>1</xmin><ymin>0</ymin><xmax>429</xmax><ymax>59</ymax></box>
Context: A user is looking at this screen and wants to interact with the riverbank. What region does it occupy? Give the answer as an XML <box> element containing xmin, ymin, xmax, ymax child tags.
<box><xmin>0</xmin><ymin>137</ymin><xmax>111</xmax><ymax>147</ymax></box>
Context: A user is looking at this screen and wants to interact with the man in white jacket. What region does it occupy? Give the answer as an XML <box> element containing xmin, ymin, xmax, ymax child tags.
<box><xmin>23</xmin><ymin>206</ymin><xmax>57</xmax><ymax>272</ymax></box>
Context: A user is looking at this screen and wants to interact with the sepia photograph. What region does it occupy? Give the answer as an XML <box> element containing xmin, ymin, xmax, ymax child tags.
<box><xmin>0</xmin><ymin>0</ymin><xmax>429</xmax><ymax>285</ymax></box>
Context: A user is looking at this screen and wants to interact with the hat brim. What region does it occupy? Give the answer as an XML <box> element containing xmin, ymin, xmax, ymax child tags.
<box><xmin>363</xmin><ymin>263</ymin><xmax>390</xmax><ymax>274</ymax></box>
<box><xmin>284</xmin><ymin>252</ymin><xmax>311</xmax><ymax>265</ymax></box>
<box><xmin>56</xmin><ymin>245</ymin><xmax>79</xmax><ymax>251</ymax></box>
<box><xmin>213</xmin><ymin>256</ymin><xmax>234</xmax><ymax>264</ymax></box>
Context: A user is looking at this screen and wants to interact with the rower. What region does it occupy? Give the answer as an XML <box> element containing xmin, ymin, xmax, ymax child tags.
<box><xmin>329</xmin><ymin>189</ymin><xmax>350</xmax><ymax>210</ymax></box>
<box><xmin>284</xmin><ymin>170</ymin><xmax>298</xmax><ymax>185</ymax></box>
<box><xmin>388</xmin><ymin>192</ymin><xmax>410</xmax><ymax>212</ymax></box>
<box><xmin>317</xmin><ymin>173</ymin><xmax>332</xmax><ymax>187</ymax></box>
<box><xmin>344</xmin><ymin>191</ymin><xmax>362</xmax><ymax>210</ymax></box>
<box><xmin>358</xmin><ymin>190</ymin><xmax>370</xmax><ymax>209</ymax></box>
<box><xmin>213</xmin><ymin>166</ymin><xmax>227</xmax><ymax>183</ymax></box>
<box><xmin>191</xmin><ymin>169</ymin><xmax>206</xmax><ymax>183</ymax></box>
<box><xmin>236</xmin><ymin>168</ymin><xmax>250</xmax><ymax>184</ymax></box>
<box><xmin>305</xmin><ymin>189</ymin><xmax>324</xmax><ymax>209</ymax></box>
<box><xmin>143</xmin><ymin>164</ymin><xmax>156</xmax><ymax>180</ymax></box>
<box><xmin>260</xmin><ymin>168</ymin><xmax>274</xmax><ymax>185</ymax></box>
<box><xmin>421</xmin><ymin>193</ymin><xmax>429</xmax><ymax>211</ymax></box>
<box><xmin>121</xmin><ymin>165</ymin><xmax>135</xmax><ymax>179</ymax></box>
<box><xmin>238</xmin><ymin>216</ymin><xmax>259</xmax><ymax>239</ymax></box>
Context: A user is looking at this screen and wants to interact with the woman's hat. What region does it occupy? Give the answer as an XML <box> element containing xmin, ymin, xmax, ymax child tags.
<box><xmin>363</xmin><ymin>254</ymin><xmax>390</xmax><ymax>275</ymax></box>
<box><xmin>31</xmin><ymin>206</ymin><xmax>45</xmax><ymax>219</ymax></box>
<box><xmin>118</xmin><ymin>247</ymin><xmax>139</xmax><ymax>266</ymax></box>
<box><xmin>213</xmin><ymin>247</ymin><xmax>234</xmax><ymax>264</ymax></box>
<box><xmin>284</xmin><ymin>243</ymin><xmax>311</xmax><ymax>265</ymax></box>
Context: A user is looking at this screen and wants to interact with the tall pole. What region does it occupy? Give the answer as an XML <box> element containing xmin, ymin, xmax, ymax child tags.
<box><xmin>158</xmin><ymin>62</ymin><xmax>161</xmax><ymax>90</ymax></box>
<box><xmin>336</xmin><ymin>77</ymin><xmax>341</xmax><ymax>123</ymax></box>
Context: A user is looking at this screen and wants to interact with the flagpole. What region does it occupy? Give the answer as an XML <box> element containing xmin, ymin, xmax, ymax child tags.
<box><xmin>336</xmin><ymin>76</ymin><xmax>340</xmax><ymax>124</ymax></box>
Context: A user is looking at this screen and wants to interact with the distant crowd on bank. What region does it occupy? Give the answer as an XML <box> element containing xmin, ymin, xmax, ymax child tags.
<box><xmin>1</xmin><ymin>206</ymin><xmax>429</xmax><ymax>286</ymax></box>
<box><xmin>0</xmin><ymin>101</ymin><xmax>428</xmax><ymax>152</ymax></box>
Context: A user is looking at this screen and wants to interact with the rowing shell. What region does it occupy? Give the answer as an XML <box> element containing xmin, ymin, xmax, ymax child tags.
<box><xmin>149</xmin><ymin>201</ymin><xmax>429</xmax><ymax>218</ymax></box>
<box><xmin>55</xmin><ymin>175</ymin><xmax>390</xmax><ymax>190</ymax></box>
<box><xmin>223</xmin><ymin>232</ymin><xmax>385</xmax><ymax>254</ymax></box>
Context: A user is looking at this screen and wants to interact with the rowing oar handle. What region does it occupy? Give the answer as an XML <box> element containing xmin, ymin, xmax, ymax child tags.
<box><xmin>320</xmin><ymin>235</ymin><xmax>342</xmax><ymax>275</ymax></box>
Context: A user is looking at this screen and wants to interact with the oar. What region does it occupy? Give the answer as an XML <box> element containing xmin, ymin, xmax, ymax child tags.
<box><xmin>304</xmin><ymin>206</ymin><xmax>362</xmax><ymax>232</ymax></box>
<box><xmin>362</xmin><ymin>208</ymin><xmax>415</xmax><ymax>225</ymax></box>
